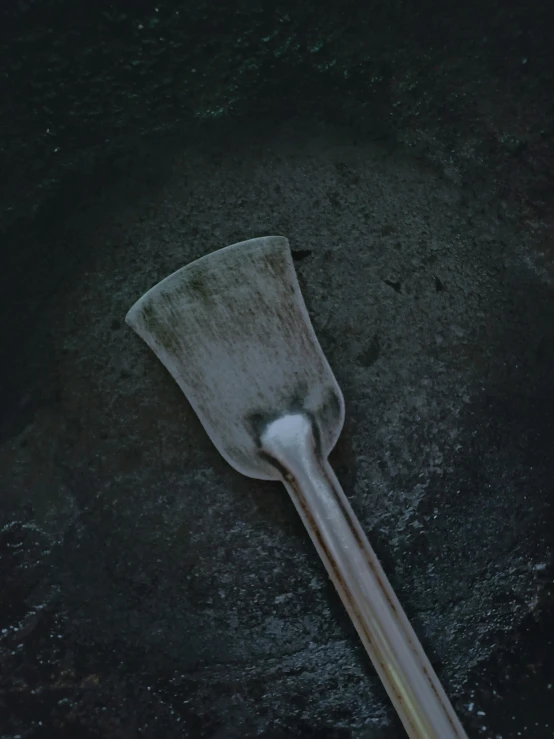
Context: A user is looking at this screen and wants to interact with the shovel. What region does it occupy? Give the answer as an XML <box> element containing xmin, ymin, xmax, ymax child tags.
<box><xmin>126</xmin><ymin>236</ymin><xmax>469</xmax><ymax>739</ymax></box>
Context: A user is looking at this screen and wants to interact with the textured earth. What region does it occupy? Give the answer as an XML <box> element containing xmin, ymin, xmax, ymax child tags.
<box><xmin>1</xmin><ymin>1</ymin><xmax>554</xmax><ymax>738</ymax></box>
<box><xmin>1</xmin><ymin>121</ymin><xmax>553</xmax><ymax>738</ymax></box>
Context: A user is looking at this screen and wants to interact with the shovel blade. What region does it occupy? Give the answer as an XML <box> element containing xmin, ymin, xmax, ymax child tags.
<box><xmin>126</xmin><ymin>236</ymin><xmax>344</xmax><ymax>480</ymax></box>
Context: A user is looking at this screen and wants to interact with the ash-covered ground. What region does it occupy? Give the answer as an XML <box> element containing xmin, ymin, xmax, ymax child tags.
<box><xmin>2</xmin><ymin>1</ymin><xmax>554</xmax><ymax>737</ymax></box>
<box><xmin>1</xmin><ymin>122</ymin><xmax>552</xmax><ymax>738</ymax></box>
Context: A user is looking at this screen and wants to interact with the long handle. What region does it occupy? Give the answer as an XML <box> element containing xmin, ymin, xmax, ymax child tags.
<box><xmin>261</xmin><ymin>413</ymin><xmax>469</xmax><ymax>739</ymax></box>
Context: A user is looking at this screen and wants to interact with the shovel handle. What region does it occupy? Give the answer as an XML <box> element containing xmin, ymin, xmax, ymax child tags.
<box><xmin>261</xmin><ymin>414</ymin><xmax>468</xmax><ymax>739</ymax></box>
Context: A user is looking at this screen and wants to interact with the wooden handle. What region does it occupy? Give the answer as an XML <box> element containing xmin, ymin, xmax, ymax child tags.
<box><xmin>261</xmin><ymin>414</ymin><xmax>468</xmax><ymax>739</ymax></box>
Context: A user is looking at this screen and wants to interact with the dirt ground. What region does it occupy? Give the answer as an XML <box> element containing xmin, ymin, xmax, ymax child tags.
<box><xmin>2</xmin><ymin>1</ymin><xmax>554</xmax><ymax>737</ymax></box>
<box><xmin>1</xmin><ymin>119</ymin><xmax>552</xmax><ymax>738</ymax></box>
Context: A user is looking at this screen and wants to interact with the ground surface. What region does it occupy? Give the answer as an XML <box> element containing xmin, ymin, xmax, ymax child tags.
<box><xmin>1</xmin><ymin>1</ymin><xmax>553</xmax><ymax>738</ymax></box>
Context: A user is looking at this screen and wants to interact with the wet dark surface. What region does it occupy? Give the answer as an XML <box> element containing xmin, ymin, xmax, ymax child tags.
<box><xmin>1</xmin><ymin>1</ymin><xmax>554</xmax><ymax>737</ymax></box>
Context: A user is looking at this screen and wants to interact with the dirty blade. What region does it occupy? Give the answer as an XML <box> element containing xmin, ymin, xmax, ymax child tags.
<box><xmin>126</xmin><ymin>236</ymin><xmax>469</xmax><ymax>739</ymax></box>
